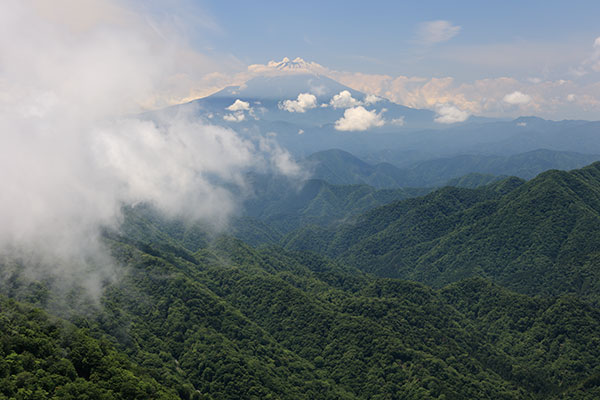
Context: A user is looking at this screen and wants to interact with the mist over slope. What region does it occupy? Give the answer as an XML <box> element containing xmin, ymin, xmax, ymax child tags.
<box><xmin>4</xmin><ymin>1</ymin><xmax>600</xmax><ymax>399</ymax></box>
<box><xmin>0</xmin><ymin>0</ymin><xmax>303</xmax><ymax>296</ymax></box>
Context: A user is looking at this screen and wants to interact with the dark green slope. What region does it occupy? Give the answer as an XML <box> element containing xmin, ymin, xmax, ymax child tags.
<box><xmin>6</xmin><ymin>162</ymin><xmax>600</xmax><ymax>398</ymax></box>
<box><xmin>0</xmin><ymin>296</ymin><xmax>177</xmax><ymax>400</ymax></box>
<box><xmin>222</xmin><ymin>175</ymin><xmax>430</xmax><ymax>243</ymax></box>
<box><xmin>113</xmin><ymin>180</ymin><xmax>429</xmax><ymax>251</ymax></box>
<box><xmin>99</xmin><ymin>236</ymin><xmax>600</xmax><ymax>399</ymax></box>
<box><xmin>4</xmin><ymin>219</ymin><xmax>600</xmax><ymax>398</ymax></box>
<box><xmin>284</xmin><ymin>162</ymin><xmax>600</xmax><ymax>301</ymax></box>
<box><xmin>445</xmin><ymin>172</ymin><xmax>507</xmax><ymax>188</ymax></box>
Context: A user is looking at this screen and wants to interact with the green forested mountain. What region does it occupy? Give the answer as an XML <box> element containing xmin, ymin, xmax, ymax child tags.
<box><xmin>0</xmin><ymin>296</ymin><xmax>178</xmax><ymax>399</ymax></box>
<box><xmin>4</xmin><ymin>163</ymin><xmax>600</xmax><ymax>398</ymax></box>
<box><xmin>116</xmin><ymin>178</ymin><xmax>429</xmax><ymax>248</ymax></box>
<box><xmin>241</xmin><ymin>176</ymin><xmax>430</xmax><ymax>240</ymax></box>
<box><xmin>5</xmin><ymin>232</ymin><xmax>600</xmax><ymax>399</ymax></box>
<box><xmin>444</xmin><ymin>172</ymin><xmax>507</xmax><ymax>188</ymax></box>
<box><xmin>284</xmin><ymin>162</ymin><xmax>600</xmax><ymax>303</ymax></box>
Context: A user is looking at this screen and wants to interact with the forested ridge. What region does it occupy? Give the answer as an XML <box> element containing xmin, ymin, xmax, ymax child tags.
<box><xmin>285</xmin><ymin>162</ymin><xmax>600</xmax><ymax>303</ymax></box>
<box><xmin>3</xmin><ymin>163</ymin><xmax>600</xmax><ymax>398</ymax></box>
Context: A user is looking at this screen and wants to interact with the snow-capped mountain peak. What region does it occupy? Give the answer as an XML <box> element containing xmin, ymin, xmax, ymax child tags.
<box><xmin>248</xmin><ymin>57</ymin><xmax>329</xmax><ymax>76</ymax></box>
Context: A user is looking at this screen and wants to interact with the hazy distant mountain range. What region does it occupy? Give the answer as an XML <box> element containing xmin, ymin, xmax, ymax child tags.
<box><xmin>155</xmin><ymin>73</ymin><xmax>600</xmax><ymax>166</ymax></box>
<box><xmin>303</xmin><ymin>148</ymin><xmax>600</xmax><ymax>188</ymax></box>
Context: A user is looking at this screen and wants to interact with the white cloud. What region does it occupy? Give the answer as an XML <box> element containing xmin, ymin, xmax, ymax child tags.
<box><xmin>226</xmin><ymin>99</ymin><xmax>250</xmax><ymax>111</ymax></box>
<box><xmin>334</xmin><ymin>106</ymin><xmax>384</xmax><ymax>131</ymax></box>
<box><xmin>389</xmin><ymin>117</ymin><xmax>405</xmax><ymax>126</ymax></box>
<box><xmin>434</xmin><ymin>104</ymin><xmax>470</xmax><ymax>124</ymax></box>
<box><xmin>258</xmin><ymin>136</ymin><xmax>307</xmax><ymax>180</ymax></box>
<box><xmin>223</xmin><ymin>111</ymin><xmax>245</xmax><ymax>122</ymax></box>
<box><xmin>279</xmin><ymin>92</ymin><xmax>317</xmax><ymax>113</ymax></box>
<box><xmin>0</xmin><ymin>0</ymin><xmax>303</xmax><ymax>297</ymax></box>
<box><xmin>329</xmin><ymin>90</ymin><xmax>361</xmax><ymax>108</ymax></box>
<box><xmin>417</xmin><ymin>20</ymin><xmax>461</xmax><ymax>45</ymax></box>
<box><xmin>364</xmin><ymin>94</ymin><xmax>382</xmax><ymax>104</ymax></box>
<box><xmin>503</xmin><ymin>91</ymin><xmax>532</xmax><ymax>105</ymax></box>
<box><xmin>329</xmin><ymin>69</ymin><xmax>600</xmax><ymax>119</ymax></box>
<box><xmin>568</xmin><ymin>37</ymin><xmax>600</xmax><ymax>77</ymax></box>
<box><xmin>591</xmin><ymin>36</ymin><xmax>600</xmax><ymax>72</ymax></box>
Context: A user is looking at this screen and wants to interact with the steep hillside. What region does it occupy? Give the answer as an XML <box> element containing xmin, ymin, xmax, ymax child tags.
<box><xmin>284</xmin><ymin>162</ymin><xmax>600</xmax><ymax>302</ymax></box>
<box><xmin>242</xmin><ymin>175</ymin><xmax>430</xmax><ymax>237</ymax></box>
<box><xmin>5</xmin><ymin>235</ymin><xmax>600</xmax><ymax>398</ymax></box>
<box><xmin>0</xmin><ymin>297</ymin><xmax>178</xmax><ymax>399</ymax></box>
<box><xmin>5</xmin><ymin>163</ymin><xmax>600</xmax><ymax>398</ymax></box>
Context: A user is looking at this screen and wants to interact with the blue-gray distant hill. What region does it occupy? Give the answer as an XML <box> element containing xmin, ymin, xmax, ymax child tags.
<box><xmin>304</xmin><ymin>148</ymin><xmax>600</xmax><ymax>188</ymax></box>
<box><xmin>153</xmin><ymin>72</ymin><xmax>600</xmax><ymax>165</ymax></box>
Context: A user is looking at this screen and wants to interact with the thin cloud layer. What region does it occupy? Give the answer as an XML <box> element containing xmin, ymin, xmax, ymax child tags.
<box><xmin>417</xmin><ymin>20</ymin><xmax>461</xmax><ymax>45</ymax></box>
<box><xmin>223</xmin><ymin>111</ymin><xmax>246</xmax><ymax>122</ymax></box>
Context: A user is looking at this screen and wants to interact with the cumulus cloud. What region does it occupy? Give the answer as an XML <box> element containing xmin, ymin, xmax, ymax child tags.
<box><xmin>279</xmin><ymin>93</ymin><xmax>317</xmax><ymax>113</ymax></box>
<box><xmin>0</xmin><ymin>0</ymin><xmax>302</xmax><ymax>297</ymax></box>
<box><xmin>434</xmin><ymin>104</ymin><xmax>470</xmax><ymax>124</ymax></box>
<box><xmin>503</xmin><ymin>91</ymin><xmax>532</xmax><ymax>105</ymax></box>
<box><xmin>364</xmin><ymin>94</ymin><xmax>382</xmax><ymax>104</ymax></box>
<box><xmin>334</xmin><ymin>106</ymin><xmax>384</xmax><ymax>131</ymax></box>
<box><xmin>417</xmin><ymin>20</ymin><xmax>461</xmax><ymax>45</ymax></box>
<box><xmin>329</xmin><ymin>90</ymin><xmax>362</xmax><ymax>108</ymax></box>
<box><xmin>223</xmin><ymin>111</ymin><xmax>246</xmax><ymax>122</ymax></box>
<box><xmin>226</xmin><ymin>99</ymin><xmax>250</xmax><ymax>111</ymax></box>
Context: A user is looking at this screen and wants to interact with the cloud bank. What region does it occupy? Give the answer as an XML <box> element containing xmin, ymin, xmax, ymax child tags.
<box><xmin>240</xmin><ymin>54</ymin><xmax>600</xmax><ymax>120</ymax></box>
<box><xmin>0</xmin><ymin>0</ymin><xmax>300</xmax><ymax>295</ymax></box>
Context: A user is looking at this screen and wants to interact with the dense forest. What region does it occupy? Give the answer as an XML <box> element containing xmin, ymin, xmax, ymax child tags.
<box><xmin>284</xmin><ymin>162</ymin><xmax>600</xmax><ymax>303</ymax></box>
<box><xmin>3</xmin><ymin>162</ymin><xmax>600</xmax><ymax>398</ymax></box>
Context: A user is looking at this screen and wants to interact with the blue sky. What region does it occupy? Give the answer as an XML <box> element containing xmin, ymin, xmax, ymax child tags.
<box><xmin>127</xmin><ymin>0</ymin><xmax>600</xmax><ymax>120</ymax></box>
<box><xmin>184</xmin><ymin>0</ymin><xmax>600</xmax><ymax>80</ymax></box>
<box><xmin>16</xmin><ymin>0</ymin><xmax>600</xmax><ymax>120</ymax></box>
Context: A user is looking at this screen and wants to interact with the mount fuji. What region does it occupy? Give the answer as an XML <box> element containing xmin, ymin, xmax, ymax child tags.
<box><xmin>153</xmin><ymin>59</ymin><xmax>600</xmax><ymax>164</ymax></box>
<box><xmin>157</xmin><ymin>70</ymin><xmax>445</xmax><ymax>157</ymax></box>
